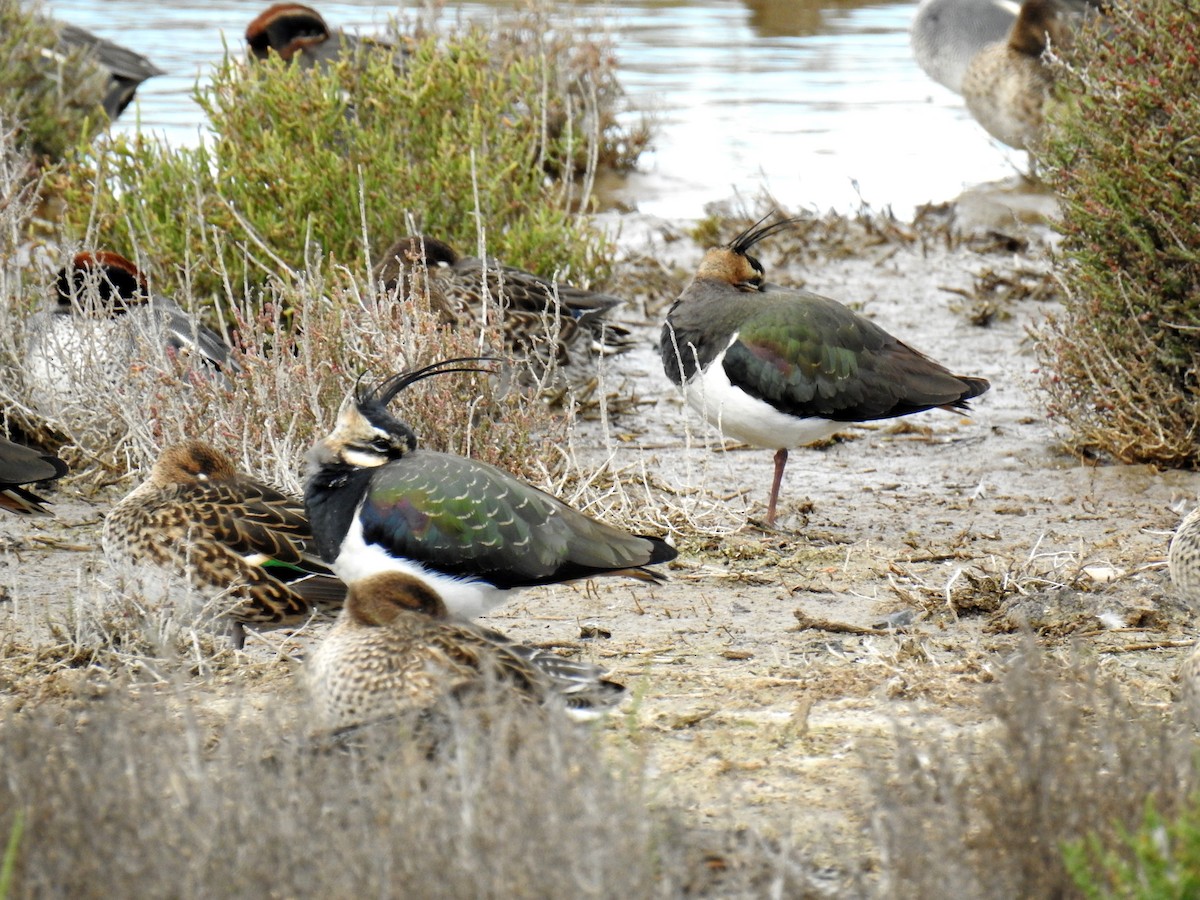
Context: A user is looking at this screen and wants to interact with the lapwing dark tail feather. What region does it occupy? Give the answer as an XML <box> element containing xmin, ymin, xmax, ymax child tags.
<box><xmin>940</xmin><ymin>375</ymin><xmax>992</xmax><ymax>412</ymax></box>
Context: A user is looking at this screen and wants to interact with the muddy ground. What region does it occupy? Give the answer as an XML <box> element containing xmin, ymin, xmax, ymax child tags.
<box><xmin>2</xmin><ymin>189</ymin><xmax>1197</xmax><ymax>887</ymax></box>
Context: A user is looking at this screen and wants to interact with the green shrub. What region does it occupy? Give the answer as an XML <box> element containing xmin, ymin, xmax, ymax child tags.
<box><xmin>0</xmin><ymin>6</ymin><xmax>654</xmax><ymax>484</ymax></box>
<box><xmin>1066</xmin><ymin>797</ymin><xmax>1200</xmax><ymax>899</ymax></box>
<box><xmin>0</xmin><ymin>0</ymin><xmax>111</xmax><ymax>163</ymax></box>
<box><xmin>1038</xmin><ymin>0</ymin><xmax>1200</xmax><ymax>466</ymax></box>
<box><xmin>54</xmin><ymin>13</ymin><xmax>641</xmax><ymax>307</ymax></box>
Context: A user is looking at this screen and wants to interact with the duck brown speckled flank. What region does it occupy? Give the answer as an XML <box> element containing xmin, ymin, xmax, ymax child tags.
<box><xmin>304</xmin><ymin>360</ymin><xmax>677</xmax><ymax>620</ymax></box>
<box><xmin>0</xmin><ymin>437</ymin><xmax>68</xmax><ymax>515</ymax></box>
<box><xmin>1169</xmin><ymin>506</ymin><xmax>1200</xmax><ymax>612</ymax></box>
<box><xmin>307</xmin><ymin>571</ymin><xmax>625</xmax><ymax>732</ymax></box>
<box><xmin>374</xmin><ymin>235</ymin><xmax>635</xmax><ymax>366</ymax></box>
<box><xmin>245</xmin><ymin>3</ymin><xmax>405</xmax><ymax>70</ymax></box>
<box><xmin>960</xmin><ymin>0</ymin><xmax>1074</xmax><ymax>151</ymax></box>
<box><xmin>1178</xmin><ymin>636</ymin><xmax>1200</xmax><ymax>724</ymax></box>
<box><xmin>662</xmin><ymin>214</ymin><xmax>990</xmax><ymax>527</ymax></box>
<box><xmin>103</xmin><ymin>441</ymin><xmax>345</xmax><ymax>647</ymax></box>
<box><xmin>910</xmin><ymin>0</ymin><xmax>1019</xmax><ymax>95</ymax></box>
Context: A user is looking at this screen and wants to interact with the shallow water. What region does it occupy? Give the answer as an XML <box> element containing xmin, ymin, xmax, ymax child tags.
<box><xmin>44</xmin><ymin>0</ymin><xmax>1025</xmax><ymax>219</ymax></box>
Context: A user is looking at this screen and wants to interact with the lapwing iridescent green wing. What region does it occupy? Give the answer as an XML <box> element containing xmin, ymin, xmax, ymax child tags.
<box><xmin>662</xmin><ymin>214</ymin><xmax>991</xmax><ymax>527</ymax></box>
<box><xmin>103</xmin><ymin>440</ymin><xmax>345</xmax><ymax>646</ymax></box>
<box><xmin>307</xmin><ymin>571</ymin><xmax>626</xmax><ymax>732</ymax></box>
<box><xmin>0</xmin><ymin>437</ymin><xmax>68</xmax><ymax>515</ymax></box>
<box><xmin>304</xmin><ymin>359</ymin><xmax>676</xmax><ymax>619</ymax></box>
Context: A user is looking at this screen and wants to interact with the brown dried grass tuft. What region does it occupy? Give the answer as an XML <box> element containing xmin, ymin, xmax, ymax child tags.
<box><xmin>0</xmin><ymin>671</ymin><xmax>820</xmax><ymax>897</ymax></box>
<box><xmin>870</xmin><ymin>645</ymin><xmax>1197</xmax><ymax>899</ymax></box>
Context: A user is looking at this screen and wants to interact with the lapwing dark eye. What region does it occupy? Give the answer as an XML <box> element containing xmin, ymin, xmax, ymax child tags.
<box><xmin>370</xmin><ymin>437</ymin><xmax>393</xmax><ymax>453</ymax></box>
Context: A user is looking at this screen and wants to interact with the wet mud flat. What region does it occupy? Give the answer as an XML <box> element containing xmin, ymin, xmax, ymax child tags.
<box><xmin>1</xmin><ymin>198</ymin><xmax>1195</xmax><ymax>888</ymax></box>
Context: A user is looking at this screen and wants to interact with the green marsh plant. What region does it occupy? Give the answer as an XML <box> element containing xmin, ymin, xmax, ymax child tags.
<box><xmin>1038</xmin><ymin>0</ymin><xmax>1200</xmax><ymax>466</ymax></box>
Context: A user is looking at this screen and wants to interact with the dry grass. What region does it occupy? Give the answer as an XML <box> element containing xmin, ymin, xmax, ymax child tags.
<box><xmin>0</xmin><ymin>665</ymin><xmax>826</xmax><ymax>898</ymax></box>
<box><xmin>870</xmin><ymin>645</ymin><xmax>1197</xmax><ymax>899</ymax></box>
<box><xmin>0</xmin><ymin>93</ymin><xmax>574</xmax><ymax>492</ymax></box>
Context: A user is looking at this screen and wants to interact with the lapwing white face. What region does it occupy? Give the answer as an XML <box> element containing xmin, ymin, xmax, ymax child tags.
<box><xmin>321</xmin><ymin>394</ymin><xmax>404</xmax><ymax>469</ymax></box>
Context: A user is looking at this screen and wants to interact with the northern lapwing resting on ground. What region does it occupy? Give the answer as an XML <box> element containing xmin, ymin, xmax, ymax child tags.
<box><xmin>961</xmin><ymin>0</ymin><xmax>1076</xmax><ymax>152</ymax></box>
<box><xmin>304</xmin><ymin>359</ymin><xmax>677</xmax><ymax>619</ymax></box>
<box><xmin>374</xmin><ymin>235</ymin><xmax>635</xmax><ymax>366</ymax></box>
<box><xmin>246</xmin><ymin>3</ymin><xmax>405</xmax><ymax>69</ymax></box>
<box><xmin>307</xmin><ymin>571</ymin><xmax>626</xmax><ymax>732</ymax></box>
<box><xmin>103</xmin><ymin>441</ymin><xmax>345</xmax><ymax>647</ymax></box>
<box><xmin>25</xmin><ymin>251</ymin><xmax>237</xmax><ymax>413</ymax></box>
<box><xmin>0</xmin><ymin>437</ymin><xmax>68</xmax><ymax>515</ymax></box>
<box><xmin>661</xmin><ymin>215</ymin><xmax>991</xmax><ymax>528</ymax></box>
<box><xmin>54</xmin><ymin>23</ymin><xmax>164</xmax><ymax>122</ymax></box>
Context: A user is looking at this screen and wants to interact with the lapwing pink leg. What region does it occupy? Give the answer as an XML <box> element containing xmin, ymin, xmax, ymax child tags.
<box><xmin>767</xmin><ymin>448</ymin><xmax>788</xmax><ymax>527</ymax></box>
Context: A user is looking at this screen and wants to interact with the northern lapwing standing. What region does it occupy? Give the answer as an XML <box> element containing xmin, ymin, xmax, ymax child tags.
<box><xmin>307</xmin><ymin>571</ymin><xmax>625</xmax><ymax>731</ymax></box>
<box><xmin>103</xmin><ymin>441</ymin><xmax>345</xmax><ymax>647</ymax></box>
<box><xmin>25</xmin><ymin>251</ymin><xmax>237</xmax><ymax>412</ymax></box>
<box><xmin>304</xmin><ymin>359</ymin><xmax>676</xmax><ymax>619</ymax></box>
<box><xmin>0</xmin><ymin>437</ymin><xmax>68</xmax><ymax>515</ymax></box>
<box><xmin>374</xmin><ymin>235</ymin><xmax>635</xmax><ymax>366</ymax></box>
<box><xmin>661</xmin><ymin>215</ymin><xmax>991</xmax><ymax>528</ymax></box>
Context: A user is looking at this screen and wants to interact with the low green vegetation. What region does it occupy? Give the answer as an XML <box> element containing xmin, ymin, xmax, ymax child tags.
<box><xmin>1038</xmin><ymin>0</ymin><xmax>1200</xmax><ymax>466</ymax></box>
<box><xmin>0</xmin><ymin>5</ymin><xmax>652</xmax><ymax>484</ymax></box>
<box><xmin>0</xmin><ymin>0</ymin><xmax>107</xmax><ymax>162</ymax></box>
<box><xmin>53</xmin><ymin>12</ymin><xmax>645</xmax><ymax>307</ymax></box>
<box><xmin>1066</xmin><ymin>798</ymin><xmax>1200</xmax><ymax>899</ymax></box>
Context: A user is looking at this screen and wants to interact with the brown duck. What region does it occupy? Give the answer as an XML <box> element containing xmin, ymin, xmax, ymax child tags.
<box><xmin>307</xmin><ymin>571</ymin><xmax>626</xmax><ymax>732</ymax></box>
<box><xmin>103</xmin><ymin>440</ymin><xmax>345</xmax><ymax>647</ymax></box>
